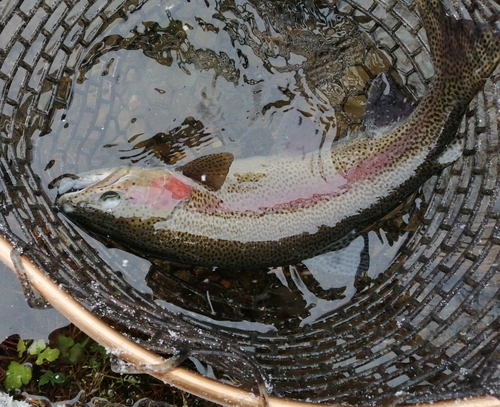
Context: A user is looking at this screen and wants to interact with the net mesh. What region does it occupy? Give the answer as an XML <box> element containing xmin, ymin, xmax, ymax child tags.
<box><xmin>1</xmin><ymin>0</ymin><xmax>500</xmax><ymax>405</ymax></box>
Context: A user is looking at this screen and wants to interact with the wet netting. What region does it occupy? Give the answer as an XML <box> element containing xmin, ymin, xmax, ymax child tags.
<box><xmin>1</xmin><ymin>0</ymin><xmax>500</xmax><ymax>405</ymax></box>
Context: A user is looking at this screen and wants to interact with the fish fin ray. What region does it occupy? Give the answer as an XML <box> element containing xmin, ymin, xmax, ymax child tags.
<box><xmin>363</xmin><ymin>73</ymin><xmax>415</xmax><ymax>133</ymax></box>
<box><xmin>178</xmin><ymin>152</ymin><xmax>234</xmax><ymax>191</ymax></box>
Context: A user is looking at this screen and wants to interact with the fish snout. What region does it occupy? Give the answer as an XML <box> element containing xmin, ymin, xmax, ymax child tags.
<box><xmin>54</xmin><ymin>167</ymin><xmax>129</xmax><ymax>215</ymax></box>
<box><xmin>55</xmin><ymin>168</ymin><xmax>122</xmax><ymax>196</ymax></box>
<box><xmin>56</xmin><ymin>193</ymin><xmax>78</xmax><ymax>214</ymax></box>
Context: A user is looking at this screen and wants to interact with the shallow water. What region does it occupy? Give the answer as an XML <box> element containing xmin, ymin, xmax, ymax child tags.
<box><xmin>34</xmin><ymin>0</ymin><xmax>417</xmax><ymax>330</ymax></box>
<box><xmin>0</xmin><ymin>263</ymin><xmax>67</xmax><ymax>340</ymax></box>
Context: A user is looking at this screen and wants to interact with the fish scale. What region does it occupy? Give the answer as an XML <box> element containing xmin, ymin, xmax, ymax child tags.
<box><xmin>56</xmin><ymin>0</ymin><xmax>500</xmax><ymax>269</ymax></box>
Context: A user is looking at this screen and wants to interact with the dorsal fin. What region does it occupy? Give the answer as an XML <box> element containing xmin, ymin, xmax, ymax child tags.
<box><xmin>178</xmin><ymin>152</ymin><xmax>234</xmax><ymax>191</ymax></box>
<box><xmin>363</xmin><ymin>73</ymin><xmax>415</xmax><ymax>132</ymax></box>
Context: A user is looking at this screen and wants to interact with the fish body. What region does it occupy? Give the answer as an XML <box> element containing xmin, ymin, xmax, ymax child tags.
<box><xmin>56</xmin><ymin>0</ymin><xmax>500</xmax><ymax>269</ymax></box>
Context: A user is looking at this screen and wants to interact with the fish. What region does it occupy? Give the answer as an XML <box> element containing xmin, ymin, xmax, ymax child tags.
<box><xmin>56</xmin><ymin>0</ymin><xmax>500</xmax><ymax>270</ymax></box>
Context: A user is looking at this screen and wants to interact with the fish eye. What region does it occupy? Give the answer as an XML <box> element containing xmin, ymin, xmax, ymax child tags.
<box><xmin>99</xmin><ymin>191</ymin><xmax>122</xmax><ymax>209</ymax></box>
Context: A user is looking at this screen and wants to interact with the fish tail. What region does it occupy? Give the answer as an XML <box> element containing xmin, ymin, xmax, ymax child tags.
<box><xmin>417</xmin><ymin>0</ymin><xmax>500</xmax><ymax>97</ymax></box>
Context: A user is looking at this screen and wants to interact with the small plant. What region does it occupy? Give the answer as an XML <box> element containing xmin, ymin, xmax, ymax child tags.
<box><xmin>53</xmin><ymin>334</ymin><xmax>88</xmax><ymax>364</ymax></box>
<box><xmin>0</xmin><ymin>324</ymin><xmax>210</xmax><ymax>406</ymax></box>
<box><xmin>4</xmin><ymin>361</ymin><xmax>32</xmax><ymax>391</ymax></box>
<box><xmin>28</xmin><ymin>339</ymin><xmax>60</xmax><ymax>366</ymax></box>
<box><xmin>38</xmin><ymin>370</ymin><xmax>66</xmax><ymax>386</ymax></box>
<box><xmin>4</xmin><ymin>338</ymin><xmax>62</xmax><ymax>391</ymax></box>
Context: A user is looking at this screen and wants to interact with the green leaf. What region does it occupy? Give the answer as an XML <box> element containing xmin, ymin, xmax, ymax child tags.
<box><xmin>17</xmin><ymin>339</ymin><xmax>27</xmax><ymax>358</ymax></box>
<box><xmin>57</xmin><ymin>335</ymin><xmax>74</xmax><ymax>356</ymax></box>
<box><xmin>4</xmin><ymin>361</ymin><xmax>32</xmax><ymax>390</ymax></box>
<box><xmin>38</xmin><ymin>372</ymin><xmax>51</xmax><ymax>386</ymax></box>
<box><xmin>35</xmin><ymin>347</ymin><xmax>60</xmax><ymax>365</ymax></box>
<box><xmin>90</xmin><ymin>342</ymin><xmax>107</xmax><ymax>357</ymax></box>
<box><xmin>67</xmin><ymin>342</ymin><xmax>85</xmax><ymax>364</ymax></box>
<box><xmin>50</xmin><ymin>372</ymin><xmax>66</xmax><ymax>384</ymax></box>
<box><xmin>28</xmin><ymin>339</ymin><xmax>46</xmax><ymax>356</ymax></box>
<box><xmin>39</xmin><ymin>371</ymin><xmax>66</xmax><ymax>386</ymax></box>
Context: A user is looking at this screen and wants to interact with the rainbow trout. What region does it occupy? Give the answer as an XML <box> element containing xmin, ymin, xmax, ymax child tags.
<box><xmin>56</xmin><ymin>0</ymin><xmax>500</xmax><ymax>269</ymax></box>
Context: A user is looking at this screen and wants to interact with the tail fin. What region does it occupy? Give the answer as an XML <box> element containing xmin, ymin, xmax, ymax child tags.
<box><xmin>416</xmin><ymin>0</ymin><xmax>500</xmax><ymax>96</ymax></box>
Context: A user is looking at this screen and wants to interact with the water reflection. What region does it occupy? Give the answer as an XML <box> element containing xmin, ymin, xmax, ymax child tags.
<box><xmin>63</xmin><ymin>0</ymin><xmax>396</xmax><ymax>170</ymax></box>
<box><xmin>78</xmin><ymin>15</ymin><xmax>240</xmax><ymax>86</ymax></box>
<box><xmin>143</xmin><ymin>225</ymin><xmax>416</xmax><ymax>331</ymax></box>
<box><xmin>120</xmin><ymin>116</ymin><xmax>213</xmax><ymax>165</ymax></box>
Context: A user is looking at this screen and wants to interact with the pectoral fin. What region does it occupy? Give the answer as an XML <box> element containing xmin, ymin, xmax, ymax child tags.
<box><xmin>178</xmin><ymin>152</ymin><xmax>234</xmax><ymax>191</ymax></box>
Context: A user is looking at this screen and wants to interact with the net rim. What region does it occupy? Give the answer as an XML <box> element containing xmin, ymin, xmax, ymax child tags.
<box><xmin>1</xmin><ymin>234</ymin><xmax>498</xmax><ymax>407</ymax></box>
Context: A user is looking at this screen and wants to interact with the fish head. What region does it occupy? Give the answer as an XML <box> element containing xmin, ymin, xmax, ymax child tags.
<box><xmin>56</xmin><ymin>166</ymin><xmax>192</xmax><ymax>235</ymax></box>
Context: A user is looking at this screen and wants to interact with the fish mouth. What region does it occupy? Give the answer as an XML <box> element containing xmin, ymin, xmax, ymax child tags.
<box><xmin>53</xmin><ymin>168</ymin><xmax>121</xmax><ymax>196</ymax></box>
